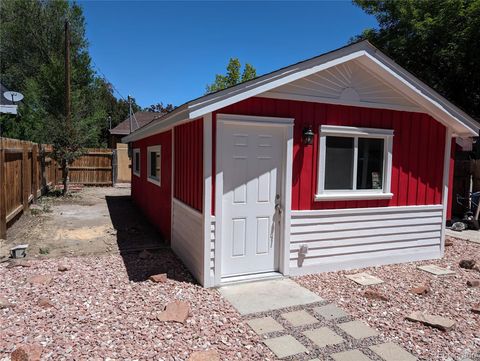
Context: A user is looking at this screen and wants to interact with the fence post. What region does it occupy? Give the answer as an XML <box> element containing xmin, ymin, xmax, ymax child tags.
<box><xmin>0</xmin><ymin>146</ymin><xmax>6</xmax><ymax>239</ymax></box>
<box><xmin>32</xmin><ymin>144</ymin><xmax>39</xmax><ymax>202</ymax></box>
<box><xmin>22</xmin><ymin>144</ymin><xmax>29</xmax><ymax>211</ymax></box>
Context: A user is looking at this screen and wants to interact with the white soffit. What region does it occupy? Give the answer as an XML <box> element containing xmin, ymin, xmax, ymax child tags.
<box><xmin>260</xmin><ymin>59</ymin><xmax>421</xmax><ymax>113</ymax></box>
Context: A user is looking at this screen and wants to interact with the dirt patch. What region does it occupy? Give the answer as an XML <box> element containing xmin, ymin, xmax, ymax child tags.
<box><xmin>1</xmin><ymin>186</ymin><xmax>165</xmax><ymax>260</ymax></box>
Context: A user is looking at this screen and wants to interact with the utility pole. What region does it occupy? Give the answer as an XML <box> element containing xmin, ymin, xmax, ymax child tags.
<box><xmin>128</xmin><ymin>95</ymin><xmax>133</xmax><ymax>134</ymax></box>
<box><xmin>62</xmin><ymin>20</ymin><xmax>71</xmax><ymax>196</ymax></box>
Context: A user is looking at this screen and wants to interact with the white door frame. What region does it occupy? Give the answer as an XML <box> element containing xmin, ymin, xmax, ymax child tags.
<box><xmin>214</xmin><ymin>113</ymin><xmax>294</xmax><ymax>285</ymax></box>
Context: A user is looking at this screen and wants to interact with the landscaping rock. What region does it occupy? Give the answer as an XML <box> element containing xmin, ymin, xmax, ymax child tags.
<box><xmin>364</xmin><ymin>289</ymin><xmax>388</xmax><ymax>301</ymax></box>
<box><xmin>187</xmin><ymin>350</ymin><xmax>220</xmax><ymax>361</ymax></box>
<box><xmin>410</xmin><ymin>285</ymin><xmax>430</xmax><ymax>295</ymax></box>
<box><xmin>406</xmin><ymin>311</ymin><xmax>456</xmax><ymax>331</ymax></box>
<box><xmin>37</xmin><ymin>297</ymin><xmax>53</xmax><ymax>308</ymax></box>
<box><xmin>459</xmin><ymin>259</ymin><xmax>476</xmax><ymax>269</ymax></box>
<box><xmin>6</xmin><ymin>259</ymin><xmax>31</xmax><ymax>268</ymax></box>
<box><xmin>467</xmin><ymin>280</ymin><xmax>480</xmax><ymax>288</ymax></box>
<box><xmin>157</xmin><ymin>300</ymin><xmax>190</xmax><ymax>323</ymax></box>
<box><xmin>472</xmin><ymin>304</ymin><xmax>480</xmax><ymax>314</ymax></box>
<box><xmin>57</xmin><ymin>264</ymin><xmax>69</xmax><ymax>272</ymax></box>
<box><xmin>149</xmin><ymin>274</ymin><xmax>167</xmax><ymax>283</ymax></box>
<box><xmin>11</xmin><ymin>344</ymin><xmax>43</xmax><ymax>361</ymax></box>
<box><xmin>445</xmin><ymin>239</ymin><xmax>454</xmax><ymax>247</ymax></box>
<box><xmin>138</xmin><ymin>250</ymin><xmax>151</xmax><ymax>260</ymax></box>
<box><xmin>0</xmin><ymin>296</ymin><xmax>14</xmax><ymax>309</ymax></box>
<box><xmin>27</xmin><ymin>274</ymin><xmax>53</xmax><ymax>285</ymax></box>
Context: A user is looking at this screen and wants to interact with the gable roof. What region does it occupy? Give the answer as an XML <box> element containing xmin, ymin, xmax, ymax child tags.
<box><xmin>110</xmin><ymin>111</ymin><xmax>162</xmax><ymax>135</ymax></box>
<box><xmin>124</xmin><ymin>40</ymin><xmax>479</xmax><ymax>142</ymax></box>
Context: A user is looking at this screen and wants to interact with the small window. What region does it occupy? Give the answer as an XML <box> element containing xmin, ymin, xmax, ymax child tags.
<box><xmin>147</xmin><ymin>145</ymin><xmax>161</xmax><ymax>186</ymax></box>
<box><xmin>316</xmin><ymin>125</ymin><xmax>393</xmax><ymax>201</ymax></box>
<box><xmin>133</xmin><ymin>149</ymin><xmax>140</xmax><ymax>177</ymax></box>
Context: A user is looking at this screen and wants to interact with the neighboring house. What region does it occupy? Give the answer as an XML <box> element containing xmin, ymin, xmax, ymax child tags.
<box><xmin>0</xmin><ymin>83</ymin><xmax>18</xmax><ymax>115</ymax></box>
<box><xmin>109</xmin><ymin>111</ymin><xmax>161</xmax><ymax>148</ymax></box>
<box><xmin>123</xmin><ymin>41</ymin><xmax>479</xmax><ymax>288</ymax></box>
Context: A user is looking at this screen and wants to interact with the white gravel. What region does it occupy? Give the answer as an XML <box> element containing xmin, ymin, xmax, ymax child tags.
<box><xmin>0</xmin><ymin>250</ymin><xmax>275</xmax><ymax>360</ymax></box>
<box><xmin>295</xmin><ymin>237</ymin><xmax>480</xmax><ymax>361</ymax></box>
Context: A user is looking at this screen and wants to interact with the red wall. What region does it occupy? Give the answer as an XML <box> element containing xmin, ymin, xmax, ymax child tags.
<box><xmin>213</xmin><ymin>97</ymin><xmax>447</xmax><ymax>212</ymax></box>
<box><xmin>131</xmin><ymin>130</ymin><xmax>172</xmax><ymax>240</ymax></box>
<box><xmin>174</xmin><ymin>118</ymin><xmax>203</xmax><ymax>212</ymax></box>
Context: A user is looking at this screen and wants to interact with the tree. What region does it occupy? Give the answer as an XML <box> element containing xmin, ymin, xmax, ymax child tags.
<box><xmin>0</xmin><ymin>0</ymin><xmax>133</xmax><ymax>147</ymax></box>
<box><xmin>206</xmin><ymin>58</ymin><xmax>257</xmax><ymax>94</ymax></box>
<box><xmin>353</xmin><ymin>0</ymin><xmax>480</xmax><ymax>120</ymax></box>
<box><xmin>144</xmin><ymin>102</ymin><xmax>175</xmax><ymax>113</ymax></box>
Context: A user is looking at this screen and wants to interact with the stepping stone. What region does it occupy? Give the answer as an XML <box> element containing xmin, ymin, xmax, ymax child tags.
<box><xmin>417</xmin><ymin>265</ymin><xmax>455</xmax><ymax>276</ymax></box>
<box><xmin>338</xmin><ymin>320</ymin><xmax>378</xmax><ymax>339</ymax></box>
<box><xmin>188</xmin><ymin>350</ymin><xmax>220</xmax><ymax>361</ymax></box>
<box><xmin>405</xmin><ymin>311</ymin><xmax>455</xmax><ymax>331</ymax></box>
<box><xmin>281</xmin><ymin>310</ymin><xmax>318</xmax><ymax>327</ymax></box>
<box><xmin>247</xmin><ymin>316</ymin><xmax>284</xmax><ymax>335</ymax></box>
<box><xmin>313</xmin><ymin>304</ymin><xmax>348</xmax><ymax>320</ymax></box>
<box><xmin>370</xmin><ymin>342</ymin><xmax>417</xmax><ymax>361</ymax></box>
<box><xmin>263</xmin><ymin>335</ymin><xmax>307</xmax><ymax>358</ymax></box>
<box><xmin>303</xmin><ymin>327</ymin><xmax>344</xmax><ymax>348</ymax></box>
<box><xmin>331</xmin><ymin>349</ymin><xmax>373</xmax><ymax>361</ymax></box>
<box><xmin>157</xmin><ymin>300</ymin><xmax>190</xmax><ymax>324</ymax></box>
<box><xmin>345</xmin><ymin>272</ymin><xmax>383</xmax><ymax>285</ymax></box>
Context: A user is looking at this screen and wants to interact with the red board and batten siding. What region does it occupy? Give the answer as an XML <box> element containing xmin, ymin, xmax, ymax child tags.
<box><xmin>212</xmin><ymin>97</ymin><xmax>448</xmax><ymax>213</ymax></box>
<box><xmin>131</xmin><ymin>130</ymin><xmax>172</xmax><ymax>240</ymax></box>
<box><xmin>174</xmin><ymin>118</ymin><xmax>204</xmax><ymax>212</ymax></box>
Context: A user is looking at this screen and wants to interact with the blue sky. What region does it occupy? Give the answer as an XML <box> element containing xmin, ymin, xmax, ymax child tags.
<box><xmin>80</xmin><ymin>1</ymin><xmax>377</xmax><ymax>108</ymax></box>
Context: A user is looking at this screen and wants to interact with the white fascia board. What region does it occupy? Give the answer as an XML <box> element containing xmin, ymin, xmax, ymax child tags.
<box><xmin>359</xmin><ymin>52</ymin><xmax>479</xmax><ymax>136</ymax></box>
<box><xmin>122</xmin><ymin>107</ymin><xmax>189</xmax><ymax>143</ymax></box>
<box><xmin>188</xmin><ymin>51</ymin><xmax>367</xmax><ymax>119</ymax></box>
<box><xmin>0</xmin><ymin>104</ymin><xmax>18</xmax><ymax>114</ymax></box>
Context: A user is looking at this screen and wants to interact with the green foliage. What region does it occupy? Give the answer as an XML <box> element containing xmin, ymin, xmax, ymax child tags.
<box><xmin>353</xmin><ymin>0</ymin><xmax>480</xmax><ymax>120</ymax></box>
<box><xmin>144</xmin><ymin>102</ymin><xmax>175</xmax><ymax>113</ymax></box>
<box><xmin>0</xmin><ymin>0</ymin><xmax>144</xmax><ymax>147</ymax></box>
<box><xmin>206</xmin><ymin>58</ymin><xmax>257</xmax><ymax>94</ymax></box>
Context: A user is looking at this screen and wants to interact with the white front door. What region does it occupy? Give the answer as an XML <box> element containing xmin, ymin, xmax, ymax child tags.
<box><xmin>220</xmin><ymin>121</ymin><xmax>285</xmax><ymax>277</ymax></box>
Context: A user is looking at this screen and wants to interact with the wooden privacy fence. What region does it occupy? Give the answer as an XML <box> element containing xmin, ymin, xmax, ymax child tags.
<box><xmin>0</xmin><ymin>137</ymin><xmax>114</xmax><ymax>238</ymax></box>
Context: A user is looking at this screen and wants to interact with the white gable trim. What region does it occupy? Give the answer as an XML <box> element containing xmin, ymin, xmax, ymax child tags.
<box><xmin>124</xmin><ymin>41</ymin><xmax>478</xmax><ymax>143</ymax></box>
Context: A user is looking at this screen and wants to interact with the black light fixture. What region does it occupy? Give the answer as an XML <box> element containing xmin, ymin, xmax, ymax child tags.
<box><xmin>302</xmin><ymin>126</ymin><xmax>314</xmax><ymax>145</ymax></box>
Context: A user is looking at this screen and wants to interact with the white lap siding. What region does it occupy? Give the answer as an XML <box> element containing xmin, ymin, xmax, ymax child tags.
<box><xmin>289</xmin><ymin>205</ymin><xmax>443</xmax><ymax>275</ymax></box>
<box><xmin>172</xmin><ymin>199</ymin><xmax>204</xmax><ymax>283</ymax></box>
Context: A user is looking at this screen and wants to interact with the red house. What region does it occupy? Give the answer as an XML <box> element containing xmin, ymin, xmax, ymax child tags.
<box><xmin>124</xmin><ymin>41</ymin><xmax>479</xmax><ymax>287</ymax></box>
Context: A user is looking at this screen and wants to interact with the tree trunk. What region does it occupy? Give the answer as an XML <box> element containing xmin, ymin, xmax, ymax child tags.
<box><xmin>62</xmin><ymin>159</ymin><xmax>69</xmax><ymax>196</ymax></box>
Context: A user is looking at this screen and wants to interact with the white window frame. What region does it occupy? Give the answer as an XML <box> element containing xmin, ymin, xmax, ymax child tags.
<box><xmin>316</xmin><ymin>125</ymin><xmax>394</xmax><ymax>201</ymax></box>
<box><xmin>147</xmin><ymin>145</ymin><xmax>161</xmax><ymax>186</ymax></box>
<box><xmin>133</xmin><ymin>148</ymin><xmax>141</xmax><ymax>177</ymax></box>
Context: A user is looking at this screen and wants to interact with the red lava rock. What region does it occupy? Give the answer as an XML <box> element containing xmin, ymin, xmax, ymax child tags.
<box><xmin>11</xmin><ymin>344</ymin><xmax>43</xmax><ymax>361</ymax></box>
<box><xmin>27</xmin><ymin>275</ymin><xmax>53</xmax><ymax>285</ymax></box>
<box><xmin>459</xmin><ymin>259</ymin><xmax>476</xmax><ymax>269</ymax></box>
<box><xmin>188</xmin><ymin>349</ymin><xmax>220</xmax><ymax>361</ymax></box>
<box><xmin>445</xmin><ymin>239</ymin><xmax>454</xmax><ymax>247</ymax></box>
<box><xmin>0</xmin><ymin>296</ymin><xmax>14</xmax><ymax>309</ymax></box>
<box><xmin>57</xmin><ymin>264</ymin><xmax>69</xmax><ymax>272</ymax></box>
<box><xmin>472</xmin><ymin>304</ymin><xmax>480</xmax><ymax>314</ymax></box>
<box><xmin>157</xmin><ymin>300</ymin><xmax>190</xmax><ymax>323</ymax></box>
<box><xmin>364</xmin><ymin>289</ymin><xmax>388</xmax><ymax>301</ymax></box>
<box><xmin>149</xmin><ymin>274</ymin><xmax>167</xmax><ymax>283</ymax></box>
<box><xmin>467</xmin><ymin>280</ymin><xmax>480</xmax><ymax>288</ymax></box>
<box><xmin>37</xmin><ymin>297</ymin><xmax>53</xmax><ymax>308</ymax></box>
<box><xmin>7</xmin><ymin>259</ymin><xmax>31</xmax><ymax>268</ymax></box>
<box><xmin>410</xmin><ymin>285</ymin><xmax>430</xmax><ymax>295</ymax></box>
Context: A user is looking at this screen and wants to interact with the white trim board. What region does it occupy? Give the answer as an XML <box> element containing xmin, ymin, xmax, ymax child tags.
<box><xmin>123</xmin><ymin>41</ymin><xmax>478</xmax><ymax>143</ymax></box>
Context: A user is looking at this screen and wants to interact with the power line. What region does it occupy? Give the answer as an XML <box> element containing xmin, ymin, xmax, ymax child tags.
<box><xmin>91</xmin><ymin>60</ymin><xmax>128</xmax><ymax>101</ymax></box>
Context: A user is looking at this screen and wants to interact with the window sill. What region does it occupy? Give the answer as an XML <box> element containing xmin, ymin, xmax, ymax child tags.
<box><xmin>314</xmin><ymin>192</ymin><xmax>394</xmax><ymax>201</ymax></box>
<box><xmin>133</xmin><ymin>171</ymin><xmax>140</xmax><ymax>177</ymax></box>
<box><xmin>147</xmin><ymin>177</ymin><xmax>161</xmax><ymax>187</ymax></box>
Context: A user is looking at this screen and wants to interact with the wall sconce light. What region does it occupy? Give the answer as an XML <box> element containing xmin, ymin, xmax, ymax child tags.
<box><xmin>302</xmin><ymin>126</ymin><xmax>314</xmax><ymax>145</ymax></box>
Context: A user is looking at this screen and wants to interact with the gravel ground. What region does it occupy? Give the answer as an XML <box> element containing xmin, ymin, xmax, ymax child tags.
<box><xmin>0</xmin><ymin>250</ymin><xmax>275</xmax><ymax>360</ymax></box>
<box><xmin>295</xmin><ymin>237</ymin><xmax>480</xmax><ymax>361</ymax></box>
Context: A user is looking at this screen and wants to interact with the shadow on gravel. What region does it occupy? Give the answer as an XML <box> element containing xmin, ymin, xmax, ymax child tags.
<box><xmin>105</xmin><ymin>195</ymin><xmax>196</xmax><ymax>284</ymax></box>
